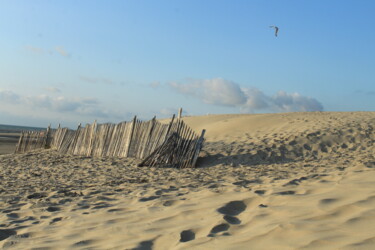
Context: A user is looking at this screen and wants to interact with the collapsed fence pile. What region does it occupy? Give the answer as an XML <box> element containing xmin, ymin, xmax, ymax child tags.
<box><xmin>15</xmin><ymin>115</ymin><xmax>205</xmax><ymax>168</ymax></box>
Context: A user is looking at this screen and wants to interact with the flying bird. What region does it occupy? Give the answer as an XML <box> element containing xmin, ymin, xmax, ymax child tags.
<box><xmin>269</xmin><ymin>26</ymin><xmax>279</xmax><ymax>37</ymax></box>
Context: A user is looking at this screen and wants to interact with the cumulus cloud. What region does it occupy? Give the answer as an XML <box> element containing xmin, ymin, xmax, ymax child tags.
<box><xmin>241</xmin><ymin>87</ymin><xmax>270</xmax><ymax>111</ymax></box>
<box><xmin>271</xmin><ymin>91</ymin><xmax>323</xmax><ymax>112</ymax></box>
<box><xmin>169</xmin><ymin>78</ymin><xmax>324</xmax><ymax>113</ymax></box>
<box><xmin>169</xmin><ymin>78</ymin><xmax>247</xmax><ymax>107</ymax></box>
<box><xmin>0</xmin><ymin>90</ymin><xmax>111</xmax><ymax>118</ymax></box>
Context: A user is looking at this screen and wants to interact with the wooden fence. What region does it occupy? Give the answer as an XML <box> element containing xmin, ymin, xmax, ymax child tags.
<box><xmin>14</xmin><ymin>130</ymin><xmax>49</xmax><ymax>154</ymax></box>
<box><xmin>14</xmin><ymin>116</ymin><xmax>205</xmax><ymax>168</ymax></box>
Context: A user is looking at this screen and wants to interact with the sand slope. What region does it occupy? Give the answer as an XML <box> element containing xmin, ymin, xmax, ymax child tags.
<box><xmin>1</xmin><ymin>112</ymin><xmax>375</xmax><ymax>249</ymax></box>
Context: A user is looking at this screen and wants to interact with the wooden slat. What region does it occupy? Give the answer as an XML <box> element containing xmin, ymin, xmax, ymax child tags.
<box><xmin>14</xmin><ymin>115</ymin><xmax>205</xmax><ymax>168</ymax></box>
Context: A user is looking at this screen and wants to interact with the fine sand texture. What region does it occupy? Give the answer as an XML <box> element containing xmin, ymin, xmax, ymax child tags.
<box><xmin>0</xmin><ymin>133</ymin><xmax>19</xmax><ymax>155</ymax></box>
<box><xmin>1</xmin><ymin>112</ymin><xmax>375</xmax><ymax>249</ymax></box>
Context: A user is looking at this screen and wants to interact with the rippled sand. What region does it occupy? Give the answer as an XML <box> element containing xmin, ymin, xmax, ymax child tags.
<box><xmin>1</xmin><ymin>112</ymin><xmax>375</xmax><ymax>249</ymax></box>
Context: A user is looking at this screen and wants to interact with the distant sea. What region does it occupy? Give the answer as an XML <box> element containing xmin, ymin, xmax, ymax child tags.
<box><xmin>0</xmin><ymin>124</ymin><xmax>46</xmax><ymax>133</ymax></box>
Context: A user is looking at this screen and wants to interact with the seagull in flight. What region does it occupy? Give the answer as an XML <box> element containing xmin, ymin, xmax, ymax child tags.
<box><xmin>269</xmin><ymin>26</ymin><xmax>279</xmax><ymax>37</ymax></box>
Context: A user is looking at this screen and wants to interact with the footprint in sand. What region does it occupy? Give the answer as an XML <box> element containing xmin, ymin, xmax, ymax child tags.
<box><xmin>319</xmin><ymin>198</ymin><xmax>339</xmax><ymax>208</ymax></box>
<box><xmin>6</xmin><ymin>213</ymin><xmax>19</xmax><ymax>219</ymax></box>
<box><xmin>50</xmin><ymin>217</ymin><xmax>63</xmax><ymax>224</ymax></box>
<box><xmin>0</xmin><ymin>229</ymin><xmax>17</xmax><ymax>241</ymax></box>
<box><xmin>180</xmin><ymin>230</ymin><xmax>195</xmax><ymax>242</ymax></box>
<box><xmin>92</xmin><ymin>202</ymin><xmax>113</xmax><ymax>209</ymax></box>
<box><xmin>107</xmin><ymin>208</ymin><xmax>125</xmax><ymax>213</ymax></box>
<box><xmin>162</xmin><ymin>200</ymin><xmax>176</xmax><ymax>207</ymax></box>
<box><xmin>72</xmin><ymin>239</ymin><xmax>97</xmax><ymax>247</ymax></box>
<box><xmin>254</xmin><ymin>190</ymin><xmax>266</xmax><ymax>195</ymax></box>
<box><xmin>223</xmin><ymin>215</ymin><xmax>241</xmax><ymax>224</ymax></box>
<box><xmin>27</xmin><ymin>192</ymin><xmax>47</xmax><ymax>199</ymax></box>
<box><xmin>274</xmin><ymin>190</ymin><xmax>296</xmax><ymax>195</ymax></box>
<box><xmin>217</xmin><ymin>200</ymin><xmax>247</xmax><ymax>216</ymax></box>
<box><xmin>208</xmin><ymin>200</ymin><xmax>247</xmax><ymax>236</ymax></box>
<box><xmin>283</xmin><ymin>176</ymin><xmax>308</xmax><ymax>186</ymax></box>
<box><xmin>10</xmin><ymin>216</ymin><xmax>36</xmax><ymax>225</ymax></box>
<box><xmin>139</xmin><ymin>196</ymin><xmax>160</xmax><ymax>202</ymax></box>
<box><xmin>134</xmin><ymin>239</ymin><xmax>154</xmax><ymax>250</ymax></box>
<box><xmin>46</xmin><ymin>206</ymin><xmax>61</xmax><ymax>212</ymax></box>
<box><xmin>155</xmin><ymin>190</ymin><xmax>163</xmax><ymax>195</ymax></box>
<box><xmin>208</xmin><ymin>223</ymin><xmax>230</xmax><ymax>237</ymax></box>
<box><xmin>232</xmin><ymin>179</ymin><xmax>262</xmax><ymax>187</ymax></box>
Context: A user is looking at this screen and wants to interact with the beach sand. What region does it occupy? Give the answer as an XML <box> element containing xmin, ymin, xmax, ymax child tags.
<box><xmin>0</xmin><ymin>133</ymin><xmax>19</xmax><ymax>156</ymax></box>
<box><xmin>1</xmin><ymin>112</ymin><xmax>375</xmax><ymax>249</ymax></box>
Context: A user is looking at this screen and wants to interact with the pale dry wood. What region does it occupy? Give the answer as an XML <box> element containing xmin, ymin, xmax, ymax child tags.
<box><xmin>178</xmin><ymin>108</ymin><xmax>182</xmax><ymax>119</ymax></box>
<box><xmin>15</xmin><ymin>115</ymin><xmax>205</xmax><ymax>168</ymax></box>
<box><xmin>126</xmin><ymin>116</ymin><xmax>137</xmax><ymax>157</ymax></box>
<box><xmin>191</xmin><ymin>129</ymin><xmax>206</xmax><ymax>168</ymax></box>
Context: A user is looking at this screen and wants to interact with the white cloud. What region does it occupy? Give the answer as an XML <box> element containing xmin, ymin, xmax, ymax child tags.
<box><xmin>45</xmin><ymin>87</ymin><xmax>61</xmax><ymax>93</ymax></box>
<box><xmin>25</xmin><ymin>94</ymin><xmax>52</xmax><ymax>108</ymax></box>
<box><xmin>169</xmin><ymin>78</ymin><xmax>247</xmax><ymax>107</ymax></box>
<box><xmin>271</xmin><ymin>91</ymin><xmax>323</xmax><ymax>112</ymax></box>
<box><xmin>169</xmin><ymin>78</ymin><xmax>324</xmax><ymax>112</ymax></box>
<box><xmin>0</xmin><ymin>90</ymin><xmax>21</xmax><ymax>104</ymax></box>
<box><xmin>0</xmin><ymin>90</ymin><xmax>115</xmax><ymax>119</ymax></box>
<box><xmin>55</xmin><ymin>46</ymin><xmax>69</xmax><ymax>57</ymax></box>
<box><xmin>241</xmin><ymin>87</ymin><xmax>270</xmax><ymax>111</ymax></box>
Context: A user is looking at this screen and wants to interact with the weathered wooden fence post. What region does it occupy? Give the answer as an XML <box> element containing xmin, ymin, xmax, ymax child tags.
<box><xmin>191</xmin><ymin>129</ymin><xmax>206</xmax><ymax>168</ymax></box>
<box><xmin>126</xmin><ymin>116</ymin><xmax>137</xmax><ymax>157</ymax></box>
<box><xmin>87</xmin><ymin>120</ymin><xmax>97</xmax><ymax>156</ymax></box>
<box><xmin>68</xmin><ymin>123</ymin><xmax>81</xmax><ymax>154</ymax></box>
<box><xmin>43</xmin><ymin>124</ymin><xmax>51</xmax><ymax>148</ymax></box>
<box><xmin>15</xmin><ymin>132</ymin><xmax>23</xmax><ymax>153</ymax></box>
<box><xmin>14</xmin><ymin>114</ymin><xmax>205</xmax><ymax>168</ymax></box>
<box><xmin>178</xmin><ymin>108</ymin><xmax>182</xmax><ymax>119</ymax></box>
<box><xmin>165</xmin><ymin>114</ymin><xmax>175</xmax><ymax>140</ymax></box>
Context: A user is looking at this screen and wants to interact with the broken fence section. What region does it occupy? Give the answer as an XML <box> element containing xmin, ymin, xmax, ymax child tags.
<box><xmin>138</xmin><ymin>123</ymin><xmax>206</xmax><ymax>169</ymax></box>
<box><xmin>14</xmin><ymin>116</ymin><xmax>205</xmax><ymax>168</ymax></box>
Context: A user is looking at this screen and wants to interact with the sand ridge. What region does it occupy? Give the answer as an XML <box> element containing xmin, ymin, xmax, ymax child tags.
<box><xmin>1</xmin><ymin>112</ymin><xmax>375</xmax><ymax>249</ymax></box>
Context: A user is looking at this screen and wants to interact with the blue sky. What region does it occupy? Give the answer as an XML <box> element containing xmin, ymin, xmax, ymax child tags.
<box><xmin>1</xmin><ymin>0</ymin><xmax>374</xmax><ymax>128</ymax></box>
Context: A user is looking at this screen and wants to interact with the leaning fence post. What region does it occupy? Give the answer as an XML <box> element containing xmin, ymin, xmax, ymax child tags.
<box><xmin>68</xmin><ymin>123</ymin><xmax>81</xmax><ymax>154</ymax></box>
<box><xmin>178</xmin><ymin>108</ymin><xmax>182</xmax><ymax>119</ymax></box>
<box><xmin>165</xmin><ymin>114</ymin><xmax>175</xmax><ymax>140</ymax></box>
<box><xmin>126</xmin><ymin>115</ymin><xmax>137</xmax><ymax>157</ymax></box>
<box><xmin>191</xmin><ymin>129</ymin><xmax>206</xmax><ymax>168</ymax></box>
<box><xmin>15</xmin><ymin>132</ymin><xmax>24</xmax><ymax>153</ymax></box>
<box><xmin>88</xmin><ymin>120</ymin><xmax>97</xmax><ymax>156</ymax></box>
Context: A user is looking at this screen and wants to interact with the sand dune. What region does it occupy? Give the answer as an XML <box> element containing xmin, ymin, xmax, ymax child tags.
<box><xmin>1</xmin><ymin>112</ymin><xmax>375</xmax><ymax>249</ymax></box>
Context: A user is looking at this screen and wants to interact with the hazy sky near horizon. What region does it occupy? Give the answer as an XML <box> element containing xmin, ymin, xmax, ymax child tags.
<box><xmin>1</xmin><ymin>0</ymin><xmax>374</xmax><ymax>127</ymax></box>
